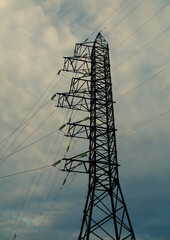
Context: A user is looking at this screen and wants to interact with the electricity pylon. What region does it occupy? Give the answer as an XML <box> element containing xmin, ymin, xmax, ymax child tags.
<box><xmin>52</xmin><ymin>33</ymin><xmax>135</xmax><ymax>239</ymax></box>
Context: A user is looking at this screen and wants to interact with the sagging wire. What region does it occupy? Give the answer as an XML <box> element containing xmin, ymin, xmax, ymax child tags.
<box><xmin>8</xmin><ymin>109</ymin><xmax>63</xmax><ymax>239</ymax></box>
<box><xmin>107</xmin><ymin>0</ymin><xmax>145</xmax><ymax>35</ymax></box>
<box><xmin>110</xmin><ymin>2</ymin><xmax>169</xmax><ymax>53</ymax></box>
<box><xmin>0</xmin><ymin>100</ymin><xmax>50</xmax><ymax>155</ymax></box>
<box><xmin>88</xmin><ymin>0</ymin><xmax>129</xmax><ymax>40</ymax></box>
<box><xmin>116</xmin><ymin>65</ymin><xmax>170</xmax><ymax>100</ymax></box>
<box><xmin>0</xmin><ymin>109</ymin><xmax>56</xmax><ymax>166</ymax></box>
<box><xmin>30</xmin><ymin>113</ymin><xmax>79</xmax><ymax>240</ymax></box>
<box><xmin>112</xmin><ymin>27</ymin><xmax>169</xmax><ymax>71</ymax></box>
<box><xmin>0</xmin><ymin>73</ymin><xmax>58</xmax><ymax>148</ymax></box>
<box><xmin>0</xmin><ymin>70</ymin><xmax>70</xmax><ymax>164</ymax></box>
<box><xmin>13</xmin><ymin>110</ymin><xmax>70</xmax><ymax>239</ymax></box>
<box><xmin>29</xmin><ymin>106</ymin><xmax>78</xmax><ymax>239</ymax></box>
<box><xmin>2</xmin><ymin>109</ymin><xmax>169</xmax><ymax>181</ymax></box>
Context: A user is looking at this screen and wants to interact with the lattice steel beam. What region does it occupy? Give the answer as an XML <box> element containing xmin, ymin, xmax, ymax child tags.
<box><xmin>53</xmin><ymin>33</ymin><xmax>135</xmax><ymax>240</ymax></box>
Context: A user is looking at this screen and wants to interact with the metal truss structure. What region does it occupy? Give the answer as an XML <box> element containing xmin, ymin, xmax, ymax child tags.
<box><xmin>53</xmin><ymin>33</ymin><xmax>136</xmax><ymax>239</ymax></box>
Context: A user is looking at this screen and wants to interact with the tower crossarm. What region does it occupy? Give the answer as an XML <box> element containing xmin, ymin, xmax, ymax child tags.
<box><xmin>66</xmin><ymin>122</ymin><xmax>90</xmax><ymax>139</ymax></box>
<box><xmin>66</xmin><ymin>122</ymin><xmax>117</xmax><ymax>139</ymax></box>
<box><xmin>69</xmin><ymin>77</ymin><xmax>91</xmax><ymax>95</ymax></box>
<box><xmin>62</xmin><ymin>158</ymin><xmax>89</xmax><ymax>173</ymax></box>
<box><xmin>63</xmin><ymin>57</ymin><xmax>91</xmax><ymax>75</ymax></box>
<box><xmin>62</xmin><ymin>43</ymin><xmax>93</xmax><ymax>75</ymax></box>
<box><xmin>56</xmin><ymin>92</ymin><xmax>90</xmax><ymax>111</ymax></box>
<box><xmin>62</xmin><ymin>150</ymin><xmax>90</xmax><ymax>174</ymax></box>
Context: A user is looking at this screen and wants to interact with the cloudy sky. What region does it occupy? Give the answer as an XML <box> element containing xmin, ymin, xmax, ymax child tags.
<box><xmin>0</xmin><ymin>0</ymin><xmax>170</xmax><ymax>239</ymax></box>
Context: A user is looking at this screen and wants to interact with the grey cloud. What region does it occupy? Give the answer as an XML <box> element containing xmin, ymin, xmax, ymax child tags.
<box><xmin>0</xmin><ymin>0</ymin><xmax>170</xmax><ymax>239</ymax></box>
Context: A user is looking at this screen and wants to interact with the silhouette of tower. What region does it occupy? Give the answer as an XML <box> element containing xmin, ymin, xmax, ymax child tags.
<box><xmin>53</xmin><ymin>33</ymin><xmax>135</xmax><ymax>239</ymax></box>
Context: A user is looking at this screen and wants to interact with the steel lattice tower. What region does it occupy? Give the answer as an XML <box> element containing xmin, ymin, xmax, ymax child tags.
<box><xmin>53</xmin><ymin>33</ymin><xmax>135</xmax><ymax>239</ymax></box>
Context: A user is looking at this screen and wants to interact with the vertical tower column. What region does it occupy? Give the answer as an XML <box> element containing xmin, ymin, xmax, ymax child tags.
<box><xmin>78</xmin><ymin>33</ymin><xmax>135</xmax><ymax>240</ymax></box>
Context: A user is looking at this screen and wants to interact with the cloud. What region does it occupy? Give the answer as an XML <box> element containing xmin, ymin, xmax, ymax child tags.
<box><xmin>0</xmin><ymin>0</ymin><xmax>169</xmax><ymax>239</ymax></box>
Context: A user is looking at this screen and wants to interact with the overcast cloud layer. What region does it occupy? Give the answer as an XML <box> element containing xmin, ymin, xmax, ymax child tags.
<box><xmin>0</xmin><ymin>0</ymin><xmax>170</xmax><ymax>239</ymax></box>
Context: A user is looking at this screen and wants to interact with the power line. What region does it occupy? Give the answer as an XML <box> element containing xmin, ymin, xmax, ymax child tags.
<box><xmin>113</xmin><ymin>27</ymin><xmax>169</xmax><ymax>70</ymax></box>
<box><xmin>1</xmin><ymin>109</ymin><xmax>169</xmax><ymax>181</ymax></box>
<box><xmin>86</xmin><ymin>0</ymin><xmax>129</xmax><ymax>41</ymax></box>
<box><xmin>5</xmin><ymin>71</ymin><xmax>72</xmax><ymax>239</ymax></box>
<box><xmin>0</xmin><ymin>100</ymin><xmax>50</xmax><ymax>154</ymax></box>
<box><xmin>2</xmin><ymin>4</ymin><xmax>169</xmax><ymax>236</ymax></box>
<box><xmin>116</xmin><ymin>65</ymin><xmax>170</xmax><ymax>100</ymax></box>
<box><xmin>0</xmin><ymin>107</ymin><xmax>79</xmax><ymax>162</ymax></box>
<box><xmin>0</xmin><ymin>108</ymin><xmax>56</xmax><ymax>166</ymax></box>
<box><xmin>7</xmin><ymin>109</ymin><xmax>63</xmax><ymax>240</ymax></box>
<box><xmin>118</xmin><ymin>110</ymin><xmax>170</xmax><ymax>139</ymax></box>
<box><xmin>5</xmin><ymin>112</ymin><xmax>168</xmax><ymax>237</ymax></box>
<box><xmin>32</xmin><ymin>181</ymin><xmax>62</xmax><ymax>240</ymax></box>
<box><xmin>30</xmin><ymin>137</ymin><xmax>66</xmax><ymax>240</ymax></box>
<box><xmin>0</xmin><ymin>73</ymin><xmax>68</xmax><ymax>161</ymax></box>
<box><xmin>0</xmin><ymin>73</ymin><xmax>58</xmax><ymax>148</ymax></box>
<box><xmin>30</xmin><ymin>111</ymin><xmax>79</xmax><ymax>240</ymax></box>
<box><xmin>8</xmin><ymin>101</ymin><xmax>74</xmax><ymax>238</ymax></box>
<box><xmin>0</xmin><ymin>164</ymin><xmax>52</xmax><ymax>179</ymax></box>
<box><xmin>100</xmin><ymin>0</ymin><xmax>130</xmax><ymax>32</ymax></box>
<box><xmin>8</xmin><ymin>110</ymin><xmax>69</xmax><ymax>239</ymax></box>
<box><xmin>0</xmin><ymin>127</ymin><xmax>61</xmax><ymax>162</ymax></box>
<box><xmin>11</xmin><ymin>110</ymin><xmax>73</xmax><ymax>239</ymax></box>
<box><xmin>6</xmin><ymin>75</ymin><xmax>71</xmax><ymax>240</ymax></box>
<box><xmin>31</xmin><ymin>127</ymin><xmax>79</xmax><ymax>240</ymax></box>
<box><xmin>108</xmin><ymin>0</ymin><xmax>145</xmax><ymax>34</ymax></box>
<box><xmin>29</xmin><ymin>131</ymin><xmax>66</xmax><ymax>239</ymax></box>
<box><xmin>110</xmin><ymin>2</ymin><xmax>169</xmax><ymax>52</ymax></box>
<box><xmin>7</xmin><ymin>110</ymin><xmax>83</xmax><ymax>239</ymax></box>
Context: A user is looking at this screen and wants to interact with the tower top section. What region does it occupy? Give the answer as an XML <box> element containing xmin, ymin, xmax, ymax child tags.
<box><xmin>94</xmin><ymin>32</ymin><xmax>108</xmax><ymax>47</ymax></box>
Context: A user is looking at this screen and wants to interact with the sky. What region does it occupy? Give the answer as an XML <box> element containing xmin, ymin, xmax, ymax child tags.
<box><xmin>0</xmin><ymin>0</ymin><xmax>170</xmax><ymax>239</ymax></box>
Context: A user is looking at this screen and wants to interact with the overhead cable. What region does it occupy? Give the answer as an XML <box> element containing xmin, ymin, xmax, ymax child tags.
<box><xmin>1</xmin><ymin>109</ymin><xmax>170</xmax><ymax>181</ymax></box>
<box><xmin>0</xmin><ymin>165</ymin><xmax>52</xmax><ymax>179</ymax></box>
<box><xmin>0</xmin><ymin>109</ymin><xmax>56</xmax><ymax>166</ymax></box>
<box><xmin>118</xmin><ymin>110</ymin><xmax>170</xmax><ymax>139</ymax></box>
<box><xmin>113</xmin><ymin>27</ymin><xmax>169</xmax><ymax>70</ymax></box>
<box><xmin>116</xmin><ymin>65</ymin><xmax>170</xmax><ymax>100</ymax></box>
<box><xmin>108</xmin><ymin>0</ymin><xmax>145</xmax><ymax>34</ymax></box>
<box><xmin>0</xmin><ymin>73</ymin><xmax>58</xmax><ymax>148</ymax></box>
<box><xmin>87</xmin><ymin>0</ymin><xmax>129</xmax><ymax>40</ymax></box>
<box><xmin>0</xmin><ymin>128</ymin><xmax>60</xmax><ymax>162</ymax></box>
<box><xmin>110</xmin><ymin>2</ymin><xmax>169</xmax><ymax>52</ymax></box>
<box><xmin>9</xmin><ymin>110</ymin><xmax>70</xmax><ymax>239</ymax></box>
